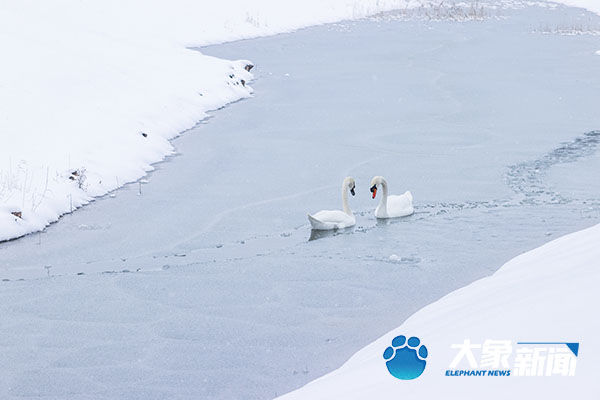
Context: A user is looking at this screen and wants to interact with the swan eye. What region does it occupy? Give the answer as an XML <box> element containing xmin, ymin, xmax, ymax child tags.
<box><xmin>350</xmin><ymin>187</ymin><xmax>356</xmax><ymax>196</ymax></box>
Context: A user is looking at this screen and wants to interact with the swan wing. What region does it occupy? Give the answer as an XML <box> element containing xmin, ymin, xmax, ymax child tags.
<box><xmin>387</xmin><ymin>191</ymin><xmax>414</xmax><ymax>217</ymax></box>
<box><xmin>308</xmin><ymin>210</ymin><xmax>355</xmax><ymax>230</ymax></box>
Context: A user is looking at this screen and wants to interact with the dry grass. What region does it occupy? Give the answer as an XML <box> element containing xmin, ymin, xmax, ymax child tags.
<box><xmin>370</xmin><ymin>1</ymin><xmax>495</xmax><ymax>22</ymax></box>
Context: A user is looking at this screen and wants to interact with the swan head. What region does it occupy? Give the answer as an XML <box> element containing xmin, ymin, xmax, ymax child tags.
<box><xmin>344</xmin><ymin>177</ymin><xmax>356</xmax><ymax>196</ymax></box>
<box><xmin>370</xmin><ymin>184</ymin><xmax>377</xmax><ymax>199</ymax></box>
<box><xmin>370</xmin><ymin>176</ymin><xmax>385</xmax><ymax>199</ymax></box>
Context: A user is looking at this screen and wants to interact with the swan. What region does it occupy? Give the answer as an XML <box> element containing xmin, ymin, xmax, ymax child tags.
<box><xmin>308</xmin><ymin>177</ymin><xmax>356</xmax><ymax>230</ymax></box>
<box><xmin>369</xmin><ymin>176</ymin><xmax>414</xmax><ymax>218</ymax></box>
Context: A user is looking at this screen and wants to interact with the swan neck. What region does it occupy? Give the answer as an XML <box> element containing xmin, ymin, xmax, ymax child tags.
<box><xmin>342</xmin><ymin>183</ymin><xmax>352</xmax><ymax>215</ymax></box>
<box><xmin>377</xmin><ymin>178</ymin><xmax>388</xmax><ymax>215</ymax></box>
<box><xmin>380</xmin><ymin>179</ymin><xmax>389</xmax><ymax>200</ymax></box>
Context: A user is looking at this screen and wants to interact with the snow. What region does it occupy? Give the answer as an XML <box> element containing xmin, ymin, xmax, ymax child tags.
<box><xmin>0</xmin><ymin>0</ymin><xmax>423</xmax><ymax>241</ymax></box>
<box><xmin>277</xmin><ymin>223</ymin><xmax>600</xmax><ymax>399</ymax></box>
<box><xmin>548</xmin><ymin>0</ymin><xmax>600</xmax><ymax>15</ymax></box>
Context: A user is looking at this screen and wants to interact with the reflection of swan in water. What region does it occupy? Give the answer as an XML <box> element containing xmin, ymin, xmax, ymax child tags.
<box><xmin>369</xmin><ymin>176</ymin><xmax>413</xmax><ymax>219</ymax></box>
<box><xmin>309</xmin><ymin>229</ymin><xmax>335</xmax><ymax>241</ymax></box>
<box><xmin>308</xmin><ymin>226</ymin><xmax>354</xmax><ymax>241</ymax></box>
<box><xmin>308</xmin><ymin>177</ymin><xmax>356</xmax><ymax>230</ymax></box>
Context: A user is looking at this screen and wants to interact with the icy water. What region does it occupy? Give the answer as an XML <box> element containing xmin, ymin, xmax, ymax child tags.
<box><xmin>1</xmin><ymin>3</ymin><xmax>600</xmax><ymax>399</ymax></box>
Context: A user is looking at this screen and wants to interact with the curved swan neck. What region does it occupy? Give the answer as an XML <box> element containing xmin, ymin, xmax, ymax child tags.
<box><xmin>342</xmin><ymin>181</ymin><xmax>352</xmax><ymax>215</ymax></box>
<box><xmin>376</xmin><ymin>177</ymin><xmax>389</xmax><ymax>214</ymax></box>
<box><xmin>379</xmin><ymin>178</ymin><xmax>389</xmax><ymax>200</ymax></box>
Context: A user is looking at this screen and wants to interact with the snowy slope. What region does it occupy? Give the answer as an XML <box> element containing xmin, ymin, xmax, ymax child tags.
<box><xmin>0</xmin><ymin>0</ymin><xmax>423</xmax><ymax>241</ymax></box>
<box><xmin>549</xmin><ymin>0</ymin><xmax>600</xmax><ymax>15</ymax></box>
<box><xmin>277</xmin><ymin>223</ymin><xmax>600</xmax><ymax>399</ymax></box>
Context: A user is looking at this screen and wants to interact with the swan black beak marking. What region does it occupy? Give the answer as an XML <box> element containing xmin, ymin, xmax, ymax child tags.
<box><xmin>370</xmin><ymin>184</ymin><xmax>377</xmax><ymax>199</ymax></box>
<box><xmin>350</xmin><ymin>187</ymin><xmax>356</xmax><ymax>196</ymax></box>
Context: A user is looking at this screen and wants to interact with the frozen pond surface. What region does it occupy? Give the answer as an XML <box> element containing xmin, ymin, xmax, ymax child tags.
<box><xmin>1</xmin><ymin>3</ymin><xmax>600</xmax><ymax>399</ymax></box>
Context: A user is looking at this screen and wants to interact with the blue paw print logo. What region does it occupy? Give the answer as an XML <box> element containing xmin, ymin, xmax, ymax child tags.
<box><xmin>383</xmin><ymin>335</ymin><xmax>428</xmax><ymax>380</ymax></box>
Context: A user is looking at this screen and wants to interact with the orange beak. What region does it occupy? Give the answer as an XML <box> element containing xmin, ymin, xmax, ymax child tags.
<box><xmin>371</xmin><ymin>187</ymin><xmax>377</xmax><ymax>199</ymax></box>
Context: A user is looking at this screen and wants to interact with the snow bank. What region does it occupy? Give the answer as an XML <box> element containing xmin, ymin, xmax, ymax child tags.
<box><xmin>278</xmin><ymin>223</ymin><xmax>600</xmax><ymax>399</ymax></box>
<box><xmin>0</xmin><ymin>0</ymin><xmax>422</xmax><ymax>241</ymax></box>
<box><xmin>548</xmin><ymin>0</ymin><xmax>600</xmax><ymax>15</ymax></box>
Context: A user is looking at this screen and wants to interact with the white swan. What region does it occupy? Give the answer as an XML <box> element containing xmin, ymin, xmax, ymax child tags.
<box><xmin>369</xmin><ymin>176</ymin><xmax>414</xmax><ymax>218</ymax></box>
<box><xmin>308</xmin><ymin>177</ymin><xmax>356</xmax><ymax>230</ymax></box>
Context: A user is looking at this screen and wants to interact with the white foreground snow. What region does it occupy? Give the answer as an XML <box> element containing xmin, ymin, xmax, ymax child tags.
<box><xmin>277</xmin><ymin>223</ymin><xmax>600</xmax><ymax>399</ymax></box>
<box><xmin>0</xmin><ymin>0</ymin><xmax>425</xmax><ymax>241</ymax></box>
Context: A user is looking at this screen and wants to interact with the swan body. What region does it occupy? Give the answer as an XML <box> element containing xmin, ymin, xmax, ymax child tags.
<box><xmin>370</xmin><ymin>176</ymin><xmax>414</xmax><ymax>219</ymax></box>
<box><xmin>308</xmin><ymin>177</ymin><xmax>356</xmax><ymax>230</ymax></box>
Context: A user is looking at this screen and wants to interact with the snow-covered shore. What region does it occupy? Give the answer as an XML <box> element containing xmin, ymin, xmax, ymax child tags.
<box><xmin>551</xmin><ymin>0</ymin><xmax>600</xmax><ymax>15</ymax></box>
<box><xmin>277</xmin><ymin>222</ymin><xmax>600</xmax><ymax>399</ymax></box>
<box><xmin>0</xmin><ymin>0</ymin><xmax>423</xmax><ymax>241</ymax></box>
